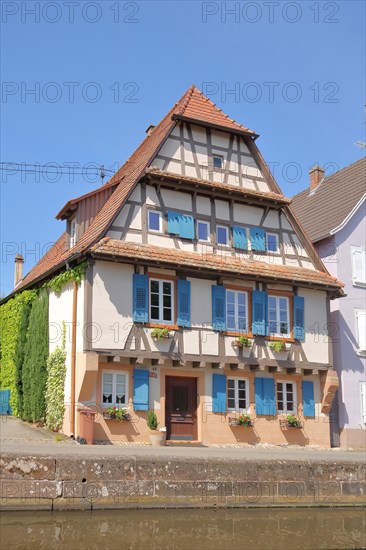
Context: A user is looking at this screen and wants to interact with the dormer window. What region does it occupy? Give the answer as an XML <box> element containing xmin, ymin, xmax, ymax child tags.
<box><xmin>70</xmin><ymin>218</ymin><xmax>76</xmax><ymax>248</ymax></box>
<box><xmin>213</xmin><ymin>155</ymin><xmax>224</xmax><ymax>170</ymax></box>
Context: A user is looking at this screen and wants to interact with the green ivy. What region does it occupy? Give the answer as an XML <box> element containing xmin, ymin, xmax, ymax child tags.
<box><xmin>45</xmin><ymin>322</ymin><xmax>67</xmax><ymax>431</ymax></box>
<box><xmin>22</xmin><ymin>290</ymin><xmax>49</xmax><ymax>423</ymax></box>
<box><xmin>0</xmin><ymin>290</ymin><xmax>37</xmax><ymax>415</ymax></box>
<box><xmin>44</xmin><ymin>262</ymin><xmax>87</xmax><ymax>294</ymax></box>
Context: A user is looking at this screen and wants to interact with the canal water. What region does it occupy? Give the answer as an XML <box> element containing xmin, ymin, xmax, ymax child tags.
<box><xmin>1</xmin><ymin>508</ymin><xmax>365</xmax><ymax>550</ymax></box>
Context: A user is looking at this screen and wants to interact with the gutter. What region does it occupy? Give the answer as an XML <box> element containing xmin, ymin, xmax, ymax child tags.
<box><xmin>70</xmin><ymin>281</ymin><xmax>78</xmax><ymax>437</ymax></box>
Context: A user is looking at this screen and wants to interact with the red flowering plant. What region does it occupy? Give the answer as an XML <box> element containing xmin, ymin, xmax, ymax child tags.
<box><xmin>105</xmin><ymin>406</ymin><xmax>130</xmax><ymax>421</ymax></box>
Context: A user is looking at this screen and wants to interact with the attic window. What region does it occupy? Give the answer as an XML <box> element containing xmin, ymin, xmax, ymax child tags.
<box><xmin>213</xmin><ymin>155</ymin><xmax>224</xmax><ymax>170</ymax></box>
<box><xmin>70</xmin><ymin>219</ymin><xmax>76</xmax><ymax>248</ymax></box>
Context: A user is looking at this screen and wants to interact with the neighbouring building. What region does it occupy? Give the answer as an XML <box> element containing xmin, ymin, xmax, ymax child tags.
<box><xmin>292</xmin><ymin>159</ymin><xmax>366</xmax><ymax>449</ymax></box>
<box><xmin>8</xmin><ymin>86</ymin><xmax>344</xmax><ymax>446</ymax></box>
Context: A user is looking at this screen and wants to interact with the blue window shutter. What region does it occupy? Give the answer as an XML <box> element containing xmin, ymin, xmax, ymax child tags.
<box><xmin>212</xmin><ymin>285</ymin><xmax>226</xmax><ymax>331</ymax></box>
<box><xmin>179</xmin><ymin>214</ymin><xmax>195</xmax><ymax>239</ymax></box>
<box><xmin>255</xmin><ymin>377</ymin><xmax>276</xmax><ymax>416</ymax></box>
<box><xmin>133</xmin><ymin>369</ymin><xmax>149</xmax><ymax>411</ymax></box>
<box><xmin>252</xmin><ymin>290</ymin><xmax>268</xmax><ymax>336</ymax></box>
<box><xmin>133</xmin><ymin>274</ymin><xmax>148</xmax><ymax>323</ymax></box>
<box><xmin>177</xmin><ymin>280</ymin><xmax>191</xmax><ymax>327</ymax></box>
<box><xmin>233</xmin><ymin>226</ymin><xmax>248</xmax><ymax>250</ymax></box>
<box><xmin>212</xmin><ymin>373</ymin><xmax>226</xmax><ymax>413</ymax></box>
<box><xmin>302</xmin><ymin>381</ymin><xmax>315</xmax><ymax>417</ymax></box>
<box><xmin>294</xmin><ymin>296</ymin><xmax>305</xmax><ymax>340</ymax></box>
<box><xmin>250</xmin><ymin>227</ymin><xmax>266</xmax><ymax>251</ymax></box>
<box><xmin>168</xmin><ymin>210</ymin><xmax>181</xmax><ymax>235</ymax></box>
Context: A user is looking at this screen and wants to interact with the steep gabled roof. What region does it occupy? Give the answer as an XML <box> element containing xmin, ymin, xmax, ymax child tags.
<box><xmin>291</xmin><ymin>157</ymin><xmax>366</xmax><ymax>242</ymax></box>
<box><xmin>172</xmin><ymin>86</ymin><xmax>256</xmax><ymax>136</ymax></box>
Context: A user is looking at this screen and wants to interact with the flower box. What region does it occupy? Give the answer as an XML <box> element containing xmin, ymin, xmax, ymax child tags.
<box><xmin>151</xmin><ymin>327</ymin><xmax>174</xmax><ymax>340</ymax></box>
<box><xmin>228</xmin><ymin>415</ymin><xmax>253</xmax><ymax>428</ymax></box>
<box><xmin>233</xmin><ymin>336</ymin><xmax>253</xmax><ymax>349</ymax></box>
<box><xmin>279</xmin><ymin>417</ymin><xmax>303</xmax><ymax>430</ymax></box>
<box><xmin>102</xmin><ymin>409</ymin><xmax>131</xmax><ymax>422</ymax></box>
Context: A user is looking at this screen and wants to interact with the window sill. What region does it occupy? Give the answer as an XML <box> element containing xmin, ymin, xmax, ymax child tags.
<box><xmin>146</xmin><ymin>323</ymin><xmax>179</xmax><ymax>330</ymax></box>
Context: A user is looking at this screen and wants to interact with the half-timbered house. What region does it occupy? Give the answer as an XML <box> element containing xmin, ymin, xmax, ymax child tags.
<box><xmin>13</xmin><ymin>86</ymin><xmax>344</xmax><ymax>445</ymax></box>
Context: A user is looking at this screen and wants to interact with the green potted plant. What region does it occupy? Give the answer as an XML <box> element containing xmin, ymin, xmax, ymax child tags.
<box><xmin>269</xmin><ymin>339</ymin><xmax>287</xmax><ymax>353</ymax></box>
<box><xmin>151</xmin><ymin>326</ymin><xmax>172</xmax><ymax>340</ymax></box>
<box><xmin>286</xmin><ymin>414</ymin><xmax>303</xmax><ymax>429</ymax></box>
<box><xmin>147</xmin><ymin>410</ymin><xmax>166</xmax><ymax>446</ymax></box>
<box><xmin>238</xmin><ymin>413</ymin><xmax>253</xmax><ymax>428</ymax></box>
<box><xmin>233</xmin><ymin>336</ymin><xmax>253</xmax><ymax>349</ymax></box>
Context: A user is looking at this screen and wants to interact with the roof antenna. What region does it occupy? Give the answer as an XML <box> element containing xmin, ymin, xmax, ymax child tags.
<box><xmin>100</xmin><ymin>164</ymin><xmax>105</xmax><ymax>184</ymax></box>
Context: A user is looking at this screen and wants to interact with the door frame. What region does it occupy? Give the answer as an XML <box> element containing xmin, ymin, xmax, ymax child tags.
<box><xmin>161</xmin><ymin>370</ymin><xmax>203</xmax><ymax>442</ymax></box>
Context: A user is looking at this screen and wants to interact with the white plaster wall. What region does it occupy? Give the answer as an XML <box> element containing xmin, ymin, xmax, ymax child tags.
<box><xmin>92</xmin><ymin>261</ymin><xmax>134</xmax><ymax>350</ymax></box>
<box><xmin>299</xmin><ymin>288</ymin><xmax>329</xmax><ymax>364</ymax></box>
<box><xmin>233</xmin><ymin>204</ymin><xmax>263</xmax><ymax>225</ymax></box>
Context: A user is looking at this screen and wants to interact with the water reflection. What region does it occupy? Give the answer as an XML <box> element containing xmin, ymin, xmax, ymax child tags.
<box><xmin>1</xmin><ymin>508</ymin><xmax>365</xmax><ymax>550</ymax></box>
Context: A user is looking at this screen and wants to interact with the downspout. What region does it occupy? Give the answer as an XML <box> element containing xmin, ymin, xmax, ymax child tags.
<box><xmin>70</xmin><ymin>281</ymin><xmax>78</xmax><ymax>436</ymax></box>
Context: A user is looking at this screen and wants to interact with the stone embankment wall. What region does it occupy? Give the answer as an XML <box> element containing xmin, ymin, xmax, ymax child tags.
<box><xmin>1</xmin><ymin>454</ymin><xmax>365</xmax><ymax>510</ymax></box>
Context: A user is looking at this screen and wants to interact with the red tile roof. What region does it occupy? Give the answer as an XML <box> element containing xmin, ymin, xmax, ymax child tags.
<box><xmin>174</xmin><ymin>86</ymin><xmax>256</xmax><ymax>135</ymax></box>
<box><xmin>15</xmin><ymin>233</ymin><xmax>69</xmax><ymax>291</ymax></box>
<box><xmin>91</xmin><ymin>239</ymin><xmax>344</xmax><ymax>294</ymax></box>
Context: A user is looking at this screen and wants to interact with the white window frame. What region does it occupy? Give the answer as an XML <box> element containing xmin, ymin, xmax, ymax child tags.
<box><xmin>149</xmin><ymin>278</ymin><xmax>174</xmax><ymax>325</ymax></box>
<box><xmin>213</xmin><ymin>154</ymin><xmax>224</xmax><ymax>171</ymax></box>
<box><xmin>197</xmin><ymin>219</ymin><xmax>210</xmax><ymax>242</ymax></box>
<box><xmin>360</xmin><ymin>382</ymin><xmax>366</xmax><ymax>425</ymax></box>
<box><xmin>217</xmin><ymin>225</ymin><xmax>229</xmax><ymax>246</ymax></box>
<box><xmin>266</xmin><ymin>232</ymin><xmax>279</xmax><ymax>254</ymax></box>
<box><xmin>70</xmin><ymin>218</ymin><xmax>76</xmax><ymax>248</ymax></box>
<box><xmin>148</xmin><ymin>210</ymin><xmax>162</xmax><ymax>233</ymax></box>
<box><xmin>276</xmin><ymin>380</ymin><xmax>297</xmax><ymax>414</ymax></box>
<box><xmin>227</xmin><ymin>377</ymin><xmax>249</xmax><ymax>412</ymax></box>
<box><xmin>355</xmin><ymin>309</ymin><xmax>366</xmax><ymax>354</ymax></box>
<box><xmin>226</xmin><ymin>289</ymin><xmax>249</xmax><ymax>333</ymax></box>
<box><xmin>351</xmin><ymin>246</ymin><xmax>366</xmax><ymax>286</ymax></box>
<box><xmin>268</xmin><ymin>295</ymin><xmax>290</xmax><ymax>338</ymax></box>
<box><xmin>101</xmin><ymin>370</ymin><xmax>129</xmax><ymax>408</ymax></box>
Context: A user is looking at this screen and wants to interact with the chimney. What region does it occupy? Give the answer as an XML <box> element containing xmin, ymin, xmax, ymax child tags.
<box><xmin>145</xmin><ymin>124</ymin><xmax>155</xmax><ymax>136</ymax></box>
<box><xmin>14</xmin><ymin>254</ymin><xmax>24</xmax><ymax>288</ymax></box>
<box><xmin>309</xmin><ymin>165</ymin><xmax>325</xmax><ymax>193</ymax></box>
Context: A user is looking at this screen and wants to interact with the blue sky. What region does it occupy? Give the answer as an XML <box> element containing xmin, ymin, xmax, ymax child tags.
<box><xmin>1</xmin><ymin>0</ymin><xmax>365</xmax><ymax>295</ymax></box>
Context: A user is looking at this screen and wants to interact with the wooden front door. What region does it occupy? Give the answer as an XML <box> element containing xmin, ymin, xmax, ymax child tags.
<box><xmin>165</xmin><ymin>377</ymin><xmax>197</xmax><ymax>441</ymax></box>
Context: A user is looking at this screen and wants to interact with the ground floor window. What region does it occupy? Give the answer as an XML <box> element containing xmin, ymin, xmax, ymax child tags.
<box><xmin>102</xmin><ymin>371</ymin><xmax>128</xmax><ymax>407</ymax></box>
<box><xmin>227</xmin><ymin>378</ymin><xmax>249</xmax><ymax>411</ymax></box>
<box><xmin>277</xmin><ymin>381</ymin><xmax>296</xmax><ymax>413</ymax></box>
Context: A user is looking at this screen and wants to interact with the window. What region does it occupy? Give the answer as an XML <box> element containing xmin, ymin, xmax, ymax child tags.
<box><xmin>277</xmin><ymin>381</ymin><xmax>296</xmax><ymax>413</ymax></box>
<box><xmin>150</xmin><ymin>279</ymin><xmax>174</xmax><ymax>324</ymax></box>
<box><xmin>102</xmin><ymin>371</ymin><xmax>128</xmax><ymax>408</ymax></box>
<box><xmin>217</xmin><ymin>225</ymin><xmax>229</xmax><ymax>245</ymax></box>
<box><xmin>360</xmin><ymin>382</ymin><xmax>366</xmax><ymax>424</ymax></box>
<box><xmin>213</xmin><ymin>155</ymin><xmax>224</xmax><ymax>170</ymax></box>
<box><xmin>226</xmin><ymin>290</ymin><xmax>248</xmax><ymax>332</ymax></box>
<box><xmin>148</xmin><ymin>210</ymin><xmax>162</xmax><ymax>232</ymax></box>
<box><xmin>355</xmin><ymin>310</ymin><xmax>366</xmax><ymax>353</ymax></box>
<box><xmin>227</xmin><ymin>378</ymin><xmax>249</xmax><ymax>411</ymax></box>
<box><xmin>197</xmin><ymin>220</ymin><xmax>210</xmax><ymax>242</ymax></box>
<box><xmin>266</xmin><ymin>233</ymin><xmax>279</xmax><ymax>253</ymax></box>
<box><xmin>351</xmin><ymin>246</ymin><xmax>366</xmax><ymax>286</ymax></box>
<box><xmin>268</xmin><ymin>295</ymin><xmax>290</xmax><ymax>337</ymax></box>
<box><xmin>70</xmin><ymin>219</ymin><xmax>76</xmax><ymax>248</ymax></box>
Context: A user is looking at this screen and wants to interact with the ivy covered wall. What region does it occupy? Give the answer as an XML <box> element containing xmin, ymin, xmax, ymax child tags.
<box><xmin>0</xmin><ymin>290</ymin><xmax>37</xmax><ymax>415</ymax></box>
<box><xmin>22</xmin><ymin>290</ymin><xmax>49</xmax><ymax>423</ymax></box>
